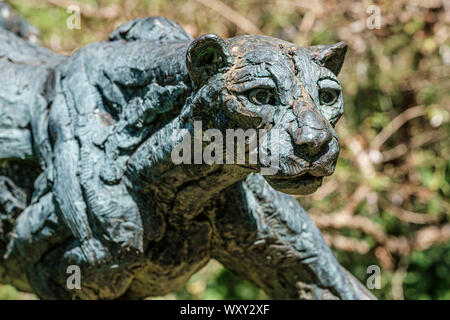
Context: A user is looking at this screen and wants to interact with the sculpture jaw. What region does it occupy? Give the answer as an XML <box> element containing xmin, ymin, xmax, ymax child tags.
<box><xmin>264</xmin><ymin>172</ymin><xmax>324</xmax><ymax>195</ymax></box>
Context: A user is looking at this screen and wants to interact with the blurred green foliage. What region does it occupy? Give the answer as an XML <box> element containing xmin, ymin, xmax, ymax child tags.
<box><xmin>1</xmin><ymin>0</ymin><xmax>448</xmax><ymax>300</ymax></box>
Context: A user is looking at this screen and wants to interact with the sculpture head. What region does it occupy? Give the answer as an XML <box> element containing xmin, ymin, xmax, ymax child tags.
<box><xmin>186</xmin><ymin>34</ymin><xmax>347</xmax><ymax>195</ymax></box>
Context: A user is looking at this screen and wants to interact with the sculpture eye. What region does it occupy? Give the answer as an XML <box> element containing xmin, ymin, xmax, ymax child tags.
<box><xmin>319</xmin><ymin>88</ymin><xmax>339</xmax><ymax>106</ymax></box>
<box><xmin>248</xmin><ymin>88</ymin><xmax>277</xmax><ymax>105</ymax></box>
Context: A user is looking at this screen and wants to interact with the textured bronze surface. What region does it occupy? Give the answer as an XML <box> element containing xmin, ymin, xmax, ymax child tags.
<box><xmin>0</xmin><ymin>15</ymin><xmax>374</xmax><ymax>299</ymax></box>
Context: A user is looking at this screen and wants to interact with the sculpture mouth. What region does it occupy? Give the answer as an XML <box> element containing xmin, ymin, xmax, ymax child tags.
<box><xmin>284</xmin><ymin>172</ymin><xmax>318</xmax><ymax>181</ymax></box>
<box><xmin>264</xmin><ymin>171</ymin><xmax>323</xmax><ymax>195</ymax></box>
<box><xmin>270</xmin><ymin>171</ymin><xmax>322</xmax><ymax>183</ymax></box>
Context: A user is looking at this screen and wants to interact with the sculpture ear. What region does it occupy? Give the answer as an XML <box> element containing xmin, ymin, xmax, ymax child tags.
<box><xmin>186</xmin><ymin>34</ymin><xmax>231</xmax><ymax>89</ymax></box>
<box><xmin>307</xmin><ymin>42</ymin><xmax>347</xmax><ymax>75</ymax></box>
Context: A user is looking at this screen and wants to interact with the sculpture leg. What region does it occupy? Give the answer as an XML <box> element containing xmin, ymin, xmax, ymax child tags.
<box><xmin>211</xmin><ymin>173</ymin><xmax>375</xmax><ymax>300</ymax></box>
<box><xmin>2</xmin><ymin>190</ymin><xmax>70</xmax><ymax>291</ymax></box>
<box><xmin>3</xmin><ymin>192</ymin><xmax>137</xmax><ymax>299</ymax></box>
<box><xmin>1</xmin><ymin>171</ymin><xmax>139</xmax><ymax>299</ymax></box>
<box><xmin>48</xmin><ymin>95</ymin><xmax>109</xmax><ymax>265</ymax></box>
<box><xmin>27</xmin><ymin>241</ymin><xmax>135</xmax><ymax>299</ymax></box>
<box><xmin>0</xmin><ymin>176</ymin><xmax>28</xmax><ymax>290</ymax></box>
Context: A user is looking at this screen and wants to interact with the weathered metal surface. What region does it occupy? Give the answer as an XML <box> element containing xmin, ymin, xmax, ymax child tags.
<box><xmin>0</xmin><ymin>16</ymin><xmax>374</xmax><ymax>300</ymax></box>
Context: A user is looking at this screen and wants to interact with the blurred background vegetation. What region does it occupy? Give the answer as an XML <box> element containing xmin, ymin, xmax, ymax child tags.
<box><xmin>0</xmin><ymin>0</ymin><xmax>448</xmax><ymax>300</ymax></box>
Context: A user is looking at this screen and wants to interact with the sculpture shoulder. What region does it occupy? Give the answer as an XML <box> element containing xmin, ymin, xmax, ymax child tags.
<box><xmin>42</xmin><ymin>18</ymin><xmax>196</xmax><ymax>173</ymax></box>
<box><xmin>109</xmin><ymin>16</ymin><xmax>193</xmax><ymax>43</ymax></box>
<box><xmin>55</xmin><ymin>17</ymin><xmax>194</xmax><ymax>96</ymax></box>
<box><xmin>0</xmin><ymin>28</ymin><xmax>62</xmax><ymax>65</ymax></box>
<box><xmin>105</xmin><ymin>16</ymin><xmax>193</xmax><ymax>86</ymax></box>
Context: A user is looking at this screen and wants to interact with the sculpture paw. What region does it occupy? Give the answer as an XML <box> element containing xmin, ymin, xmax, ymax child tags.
<box><xmin>100</xmin><ymin>163</ymin><xmax>123</xmax><ymax>185</ymax></box>
<box><xmin>80</xmin><ymin>238</ymin><xmax>111</xmax><ymax>266</ymax></box>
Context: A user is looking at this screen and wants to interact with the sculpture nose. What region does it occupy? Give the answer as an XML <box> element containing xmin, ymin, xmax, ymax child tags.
<box><xmin>290</xmin><ymin>110</ymin><xmax>332</xmax><ymax>156</ymax></box>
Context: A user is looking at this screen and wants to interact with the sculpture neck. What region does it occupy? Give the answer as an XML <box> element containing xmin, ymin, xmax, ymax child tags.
<box><xmin>125</xmin><ymin>102</ymin><xmax>252</xmax><ymax>220</ymax></box>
